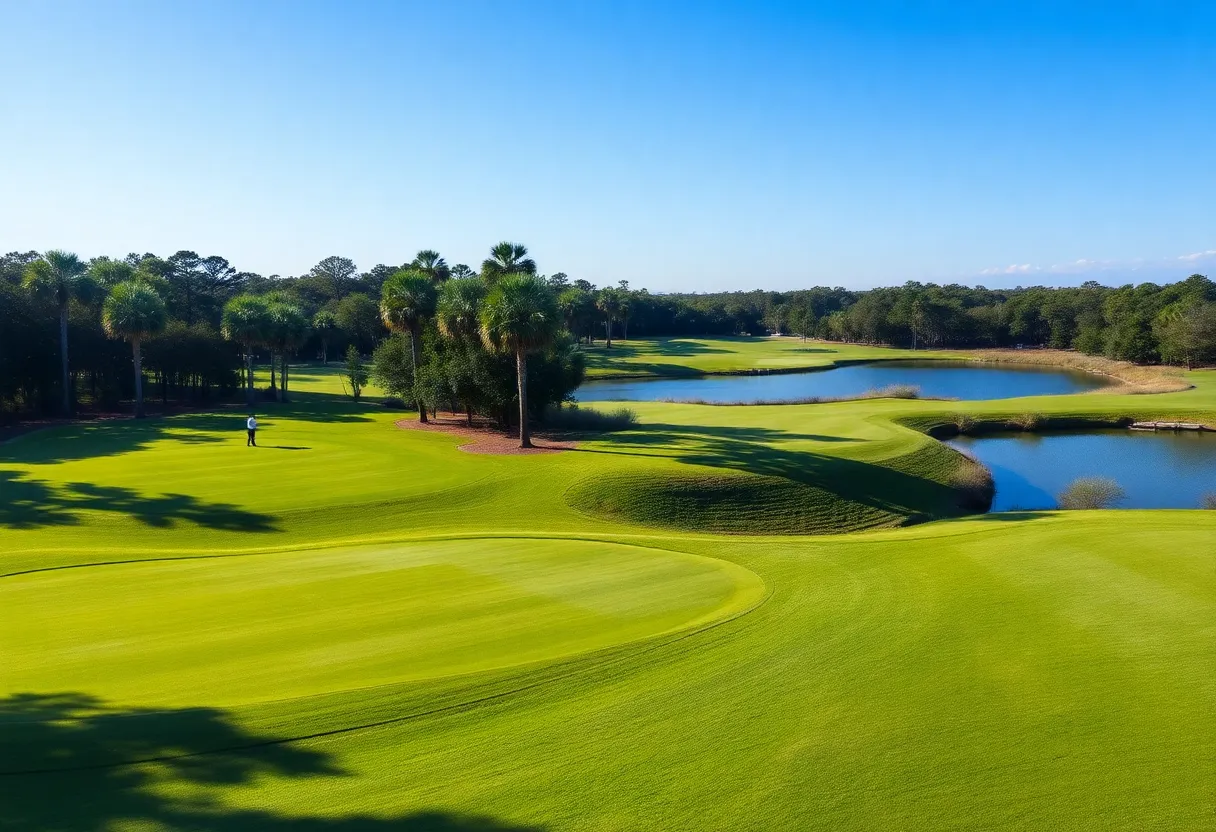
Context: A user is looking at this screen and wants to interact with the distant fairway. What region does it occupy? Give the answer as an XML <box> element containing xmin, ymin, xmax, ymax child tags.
<box><xmin>2</xmin><ymin>338</ymin><xmax>1214</xmax><ymax>830</ymax></box>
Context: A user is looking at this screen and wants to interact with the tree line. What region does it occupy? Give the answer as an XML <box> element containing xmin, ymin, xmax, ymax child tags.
<box><xmin>3</xmin><ymin>242</ymin><xmax>1213</xmax><ymax>429</ymax></box>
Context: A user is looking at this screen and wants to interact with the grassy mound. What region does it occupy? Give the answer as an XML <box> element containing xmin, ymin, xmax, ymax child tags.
<box><xmin>566</xmin><ymin>440</ymin><xmax>986</xmax><ymax>534</ymax></box>
<box><xmin>567</xmin><ymin>471</ymin><xmax>897</xmax><ymax>534</ymax></box>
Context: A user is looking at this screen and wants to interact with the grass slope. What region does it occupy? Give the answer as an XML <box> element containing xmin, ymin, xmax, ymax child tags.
<box><xmin>1</xmin><ymin>338</ymin><xmax>1214</xmax><ymax>830</ymax></box>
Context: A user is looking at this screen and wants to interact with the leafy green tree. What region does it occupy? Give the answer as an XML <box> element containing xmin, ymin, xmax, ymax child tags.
<box><xmin>343</xmin><ymin>344</ymin><xmax>368</xmax><ymax>401</ymax></box>
<box><xmin>479</xmin><ymin>273</ymin><xmax>561</xmax><ymax>448</ymax></box>
<box><xmin>450</xmin><ymin>263</ymin><xmax>476</xmax><ymax>281</ymax></box>
<box><xmin>335</xmin><ymin>292</ymin><xmax>383</xmax><ymax>353</ymax></box>
<box><xmin>380</xmin><ymin>269</ymin><xmax>438</xmax><ymax>422</ymax></box>
<box><xmin>222</xmin><ymin>294</ymin><xmax>272</xmax><ymax>407</ymax></box>
<box><xmin>1155</xmin><ymin>302</ymin><xmax>1216</xmax><ymax>369</ymax></box>
<box><xmin>411</xmin><ymin>250</ymin><xmax>451</xmax><ymax>283</ymax></box>
<box><xmin>480</xmin><ymin>242</ymin><xmax>537</xmax><ymax>284</ymax></box>
<box><xmin>101</xmin><ymin>281</ymin><xmax>167</xmax><ymax>418</ymax></box>
<box><xmin>22</xmin><ymin>250</ymin><xmax>94</xmax><ymax>415</ymax></box>
<box><xmin>312</xmin><ymin>309</ymin><xmax>339</xmax><ymax>364</ymax></box>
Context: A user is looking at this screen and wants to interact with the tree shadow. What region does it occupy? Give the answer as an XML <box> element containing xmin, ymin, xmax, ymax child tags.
<box><xmin>1</xmin><ymin>692</ymin><xmax>544</xmax><ymax>831</ymax></box>
<box><xmin>0</xmin><ymin>405</ymin><xmax>371</xmax><ymax>465</ymax></box>
<box><xmin>0</xmin><ymin>471</ymin><xmax>277</xmax><ymax>531</ymax></box>
<box><xmin>579</xmin><ymin>422</ymin><xmax>964</xmax><ymax>520</ymax></box>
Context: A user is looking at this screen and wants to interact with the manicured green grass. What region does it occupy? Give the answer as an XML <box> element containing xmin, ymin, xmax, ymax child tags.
<box><xmin>582</xmin><ymin>335</ymin><xmax>950</xmax><ymax>377</ymax></box>
<box><xmin>2</xmin><ymin>338</ymin><xmax>1214</xmax><ymax>830</ymax></box>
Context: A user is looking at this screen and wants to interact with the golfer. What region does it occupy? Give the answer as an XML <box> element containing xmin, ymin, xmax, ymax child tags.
<box><xmin>246</xmin><ymin>414</ymin><xmax>258</xmax><ymax>447</ymax></box>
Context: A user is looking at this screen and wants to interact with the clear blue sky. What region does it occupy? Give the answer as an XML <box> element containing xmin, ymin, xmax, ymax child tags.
<box><xmin>1</xmin><ymin>1</ymin><xmax>1213</xmax><ymax>291</ymax></box>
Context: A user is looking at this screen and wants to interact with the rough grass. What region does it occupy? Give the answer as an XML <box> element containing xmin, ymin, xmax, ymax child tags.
<box><xmin>969</xmin><ymin>348</ymin><xmax>1192</xmax><ymax>392</ymax></box>
<box><xmin>1</xmin><ymin>342</ymin><xmax>1214</xmax><ymax>830</ymax></box>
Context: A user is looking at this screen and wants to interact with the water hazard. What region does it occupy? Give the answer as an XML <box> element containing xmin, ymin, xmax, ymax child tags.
<box><xmin>577</xmin><ymin>360</ymin><xmax>1112</xmax><ymax>403</ymax></box>
<box><xmin>949</xmin><ymin>430</ymin><xmax>1216</xmax><ymax>510</ymax></box>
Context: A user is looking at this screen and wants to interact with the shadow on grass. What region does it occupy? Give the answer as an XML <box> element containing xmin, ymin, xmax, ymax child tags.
<box><xmin>577</xmin><ymin>422</ymin><xmax>960</xmax><ymax>520</ymax></box>
<box><xmin>0</xmin><ymin>402</ymin><xmax>372</xmax><ymax>465</ymax></box>
<box><xmin>0</xmin><ymin>471</ymin><xmax>277</xmax><ymax>531</ymax></box>
<box><xmin>1</xmin><ymin>692</ymin><xmax>544</xmax><ymax>831</ymax></box>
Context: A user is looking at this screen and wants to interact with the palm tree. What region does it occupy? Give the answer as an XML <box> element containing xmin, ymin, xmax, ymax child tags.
<box><xmin>411</xmin><ymin>250</ymin><xmax>451</xmax><ymax>283</ymax></box>
<box><xmin>380</xmin><ymin>269</ymin><xmax>438</xmax><ymax>422</ymax></box>
<box><xmin>437</xmin><ymin>277</ymin><xmax>489</xmax><ymax>425</ymax></box>
<box><xmin>436</xmin><ymin>276</ymin><xmax>488</xmax><ymax>340</ymax></box>
<box><xmin>22</xmin><ymin>250</ymin><xmax>94</xmax><ymax>415</ymax></box>
<box><xmin>312</xmin><ymin>309</ymin><xmax>339</xmax><ymax>364</ymax></box>
<box><xmin>480</xmin><ymin>242</ymin><xmax>537</xmax><ymax>284</ymax></box>
<box><xmin>87</xmin><ymin>258</ymin><xmax>135</xmax><ymax>291</ymax></box>
<box><xmin>596</xmin><ymin>288</ymin><xmax>623</xmax><ymax>349</ymax></box>
<box><xmin>266</xmin><ymin>300</ymin><xmax>310</xmax><ymax>402</ymax></box>
<box><xmin>101</xmin><ymin>281</ymin><xmax>167</xmax><ymax>418</ymax></box>
<box><xmin>222</xmin><ymin>294</ymin><xmax>272</xmax><ymax>407</ymax></box>
<box><xmin>479</xmin><ymin>273</ymin><xmax>561</xmax><ymax>448</ymax></box>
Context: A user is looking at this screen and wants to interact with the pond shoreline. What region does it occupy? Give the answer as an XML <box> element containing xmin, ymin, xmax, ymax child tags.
<box><xmin>586</xmin><ymin>345</ymin><xmax>1193</xmax><ymax>392</ymax></box>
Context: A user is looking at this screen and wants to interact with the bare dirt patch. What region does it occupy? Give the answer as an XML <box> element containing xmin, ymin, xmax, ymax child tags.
<box><xmin>394</xmin><ymin>413</ymin><xmax>578</xmax><ymax>455</ymax></box>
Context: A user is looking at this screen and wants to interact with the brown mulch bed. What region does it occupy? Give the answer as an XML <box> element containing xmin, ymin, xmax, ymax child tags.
<box><xmin>394</xmin><ymin>413</ymin><xmax>578</xmax><ymax>455</ymax></box>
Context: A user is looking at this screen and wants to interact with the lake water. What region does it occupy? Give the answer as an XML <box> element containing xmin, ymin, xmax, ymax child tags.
<box><xmin>949</xmin><ymin>430</ymin><xmax>1216</xmax><ymax>511</ymax></box>
<box><xmin>577</xmin><ymin>361</ymin><xmax>1112</xmax><ymax>403</ymax></box>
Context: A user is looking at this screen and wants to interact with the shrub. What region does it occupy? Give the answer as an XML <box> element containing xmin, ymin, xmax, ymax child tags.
<box><xmin>951</xmin><ymin>459</ymin><xmax>994</xmax><ymax>511</ymax></box>
<box><xmin>867</xmin><ymin>384</ymin><xmax>920</xmax><ymax>399</ymax></box>
<box><xmin>343</xmin><ymin>345</ymin><xmax>368</xmax><ymax>402</ymax></box>
<box><xmin>1008</xmin><ymin>412</ymin><xmax>1044</xmax><ymax>431</ymax></box>
<box><xmin>542</xmin><ymin>403</ymin><xmax>637</xmax><ymax>432</ymax></box>
<box><xmin>1202</xmin><ymin>493</ymin><xmax>1216</xmax><ymax>510</ymax></box>
<box><xmin>381</xmin><ymin>397</ymin><xmax>407</xmax><ymax>410</ymax></box>
<box><xmin>953</xmin><ymin>413</ymin><xmax>976</xmax><ymax>434</ymax></box>
<box><xmin>1057</xmin><ymin>477</ymin><xmax>1125</xmax><ymax>510</ymax></box>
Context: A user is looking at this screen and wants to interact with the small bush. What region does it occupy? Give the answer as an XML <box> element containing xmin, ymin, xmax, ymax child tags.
<box><xmin>1058</xmin><ymin>477</ymin><xmax>1125</xmax><ymax>510</ymax></box>
<box><xmin>951</xmin><ymin>459</ymin><xmax>994</xmax><ymax>511</ymax></box>
<box><xmin>543</xmin><ymin>404</ymin><xmax>637</xmax><ymax>432</ymax></box>
<box><xmin>1202</xmin><ymin>493</ymin><xmax>1216</xmax><ymax>510</ymax></box>
<box><xmin>381</xmin><ymin>397</ymin><xmax>408</xmax><ymax>410</ymax></box>
<box><xmin>1008</xmin><ymin>412</ymin><xmax>1044</xmax><ymax>431</ymax></box>
<box><xmin>866</xmin><ymin>384</ymin><xmax>920</xmax><ymax>399</ymax></box>
<box><xmin>953</xmin><ymin>413</ymin><xmax>976</xmax><ymax>434</ymax></box>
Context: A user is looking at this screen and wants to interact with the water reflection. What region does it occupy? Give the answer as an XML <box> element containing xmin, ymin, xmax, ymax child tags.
<box><xmin>949</xmin><ymin>430</ymin><xmax>1216</xmax><ymax>510</ymax></box>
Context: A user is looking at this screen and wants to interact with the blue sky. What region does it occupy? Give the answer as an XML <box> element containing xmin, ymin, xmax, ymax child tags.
<box><xmin>1</xmin><ymin>1</ymin><xmax>1212</xmax><ymax>291</ymax></box>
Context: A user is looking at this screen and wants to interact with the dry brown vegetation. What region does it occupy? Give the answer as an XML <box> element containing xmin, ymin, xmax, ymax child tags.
<box><xmin>968</xmin><ymin>349</ymin><xmax>1192</xmax><ymax>393</ymax></box>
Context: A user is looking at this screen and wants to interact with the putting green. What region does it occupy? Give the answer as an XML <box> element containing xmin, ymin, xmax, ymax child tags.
<box><xmin>1</xmin><ymin>538</ymin><xmax>763</xmax><ymax>707</ymax></box>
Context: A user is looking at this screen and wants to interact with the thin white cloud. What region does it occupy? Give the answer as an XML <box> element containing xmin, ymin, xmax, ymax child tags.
<box><xmin>979</xmin><ymin>263</ymin><xmax>1040</xmax><ymax>276</ymax></box>
<box><xmin>977</xmin><ymin>248</ymin><xmax>1213</xmax><ymax>279</ymax></box>
<box><xmin>1178</xmin><ymin>250</ymin><xmax>1216</xmax><ymax>262</ymax></box>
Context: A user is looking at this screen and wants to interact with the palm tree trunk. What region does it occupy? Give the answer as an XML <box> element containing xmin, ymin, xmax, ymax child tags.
<box><xmin>133</xmin><ymin>338</ymin><xmax>145</xmax><ymax>418</ymax></box>
<box><xmin>59</xmin><ymin>303</ymin><xmax>71</xmax><ymax>416</ymax></box>
<box><xmin>409</xmin><ymin>328</ymin><xmax>427</xmax><ymax>423</ymax></box>
<box><xmin>282</xmin><ymin>359</ymin><xmax>289</xmax><ymax>402</ymax></box>
<box><xmin>270</xmin><ymin>355</ymin><xmax>277</xmax><ymax>392</ymax></box>
<box><xmin>245</xmin><ymin>350</ymin><xmax>255</xmax><ymax>407</ymax></box>
<box><xmin>321</xmin><ymin>338</ymin><xmax>329</xmax><ymax>365</ymax></box>
<box><xmin>276</xmin><ymin>354</ymin><xmax>285</xmax><ymax>403</ymax></box>
<box><xmin>605</xmin><ymin>319</ymin><xmax>613</xmax><ymax>349</ymax></box>
<box><xmin>517</xmin><ymin>348</ymin><xmax>531</xmax><ymax>448</ymax></box>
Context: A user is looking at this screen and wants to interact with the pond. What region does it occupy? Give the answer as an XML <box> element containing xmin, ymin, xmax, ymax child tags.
<box><xmin>577</xmin><ymin>361</ymin><xmax>1113</xmax><ymax>403</ymax></box>
<box><xmin>949</xmin><ymin>430</ymin><xmax>1216</xmax><ymax>511</ymax></box>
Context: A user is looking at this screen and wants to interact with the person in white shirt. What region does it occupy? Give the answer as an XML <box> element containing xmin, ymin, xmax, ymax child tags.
<box><xmin>246</xmin><ymin>414</ymin><xmax>258</xmax><ymax>447</ymax></box>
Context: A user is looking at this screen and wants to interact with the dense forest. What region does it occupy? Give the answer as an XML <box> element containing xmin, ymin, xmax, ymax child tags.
<box><xmin>2</xmin><ymin>245</ymin><xmax>1214</xmax><ymax>423</ymax></box>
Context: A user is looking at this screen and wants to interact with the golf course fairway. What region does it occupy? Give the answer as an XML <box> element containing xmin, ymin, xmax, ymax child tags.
<box><xmin>1</xmin><ymin>341</ymin><xmax>1213</xmax><ymax>831</ymax></box>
